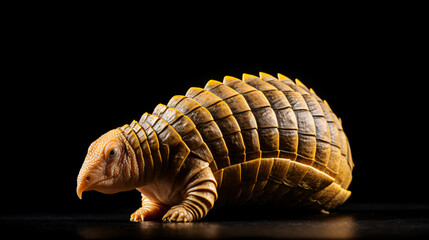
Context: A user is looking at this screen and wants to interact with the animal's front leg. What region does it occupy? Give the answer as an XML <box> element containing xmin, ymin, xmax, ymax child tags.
<box><xmin>130</xmin><ymin>194</ymin><xmax>168</xmax><ymax>222</ymax></box>
<box><xmin>163</xmin><ymin>167</ymin><xmax>218</xmax><ymax>222</ymax></box>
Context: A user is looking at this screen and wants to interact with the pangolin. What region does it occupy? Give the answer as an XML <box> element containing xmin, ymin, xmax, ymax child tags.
<box><xmin>77</xmin><ymin>72</ymin><xmax>354</xmax><ymax>222</ymax></box>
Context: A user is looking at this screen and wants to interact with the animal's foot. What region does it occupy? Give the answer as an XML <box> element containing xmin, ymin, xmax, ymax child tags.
<box><xmin>130</xmin><ymin>207</ymin><xmax>147</xmax><ymax>222</ymax></box>
<box><xmin>130</xmin><ymin>204</ymin><xmax>168</xmax><ymax>222</ymax></box>
<box><xmin>162</xmin><ymin>205</ymin><xmax>193</xmax><ymax>222</ymax></box>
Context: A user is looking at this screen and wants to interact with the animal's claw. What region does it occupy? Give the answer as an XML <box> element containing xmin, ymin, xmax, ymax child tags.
<box><xmin>130</xmin><ymin>208</ymin><xmax>145</xmax><ymax>222</ymax></box>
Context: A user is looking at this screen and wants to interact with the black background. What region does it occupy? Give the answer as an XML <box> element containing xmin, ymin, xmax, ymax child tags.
<box><xmin>2</xmin><ymin>4</ymin><xmax>428</xmax><ymax>216</ymax></box>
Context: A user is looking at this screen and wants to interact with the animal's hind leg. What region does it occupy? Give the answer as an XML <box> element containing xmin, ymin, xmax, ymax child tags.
<box><xmin>162</xmin><ymin>181</ymin><xmax>217</xmax><ymax>222</ymax></box>
<box><xmin>162</xmin><ymin>165</ymin><xmax>218</xmax><ymax>222</ymax></box>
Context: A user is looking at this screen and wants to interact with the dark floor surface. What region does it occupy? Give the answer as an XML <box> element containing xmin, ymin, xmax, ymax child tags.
<box><xmin>1</xmin><ymin>203</ymin><xmax>428</xmax><ymax>239</ymax></box>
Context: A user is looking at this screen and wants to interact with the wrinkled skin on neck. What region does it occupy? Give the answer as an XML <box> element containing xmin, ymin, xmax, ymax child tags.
<box><xmin>76</xmin><ymin>129</ymin><xmax>141</xmax><ymax>199</ymax></box>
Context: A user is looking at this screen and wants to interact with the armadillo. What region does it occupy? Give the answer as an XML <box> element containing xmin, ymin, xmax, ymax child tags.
<box><xmin>77</xmin><ymin>72</ymin><xmax>353</xmax><ymax>222</ymax></box>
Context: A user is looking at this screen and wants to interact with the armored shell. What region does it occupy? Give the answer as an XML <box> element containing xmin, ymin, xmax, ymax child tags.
<box><xmin>144</xmin><ymin>72</ymin><xmax>352</xmax><ymax>209</ymax></box>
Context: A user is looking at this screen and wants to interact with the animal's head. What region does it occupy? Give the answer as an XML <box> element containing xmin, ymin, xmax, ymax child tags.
<box><xmin>77</xmin><ymin>129</ymin><xmax>140</xmax><ymax>199</ymax></box>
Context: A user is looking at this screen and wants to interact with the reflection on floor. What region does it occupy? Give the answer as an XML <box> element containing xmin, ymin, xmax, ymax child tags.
<box><xmin>1</xmin><ymin>203</ymin><xmax>428</xmax><ymax>239</ymax></box>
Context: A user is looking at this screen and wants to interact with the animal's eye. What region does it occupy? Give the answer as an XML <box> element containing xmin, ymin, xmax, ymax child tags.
<box><xmin>108</xmin><ymin>148</ymin><xmax>118</xmax><ymax>159</ymax></box>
